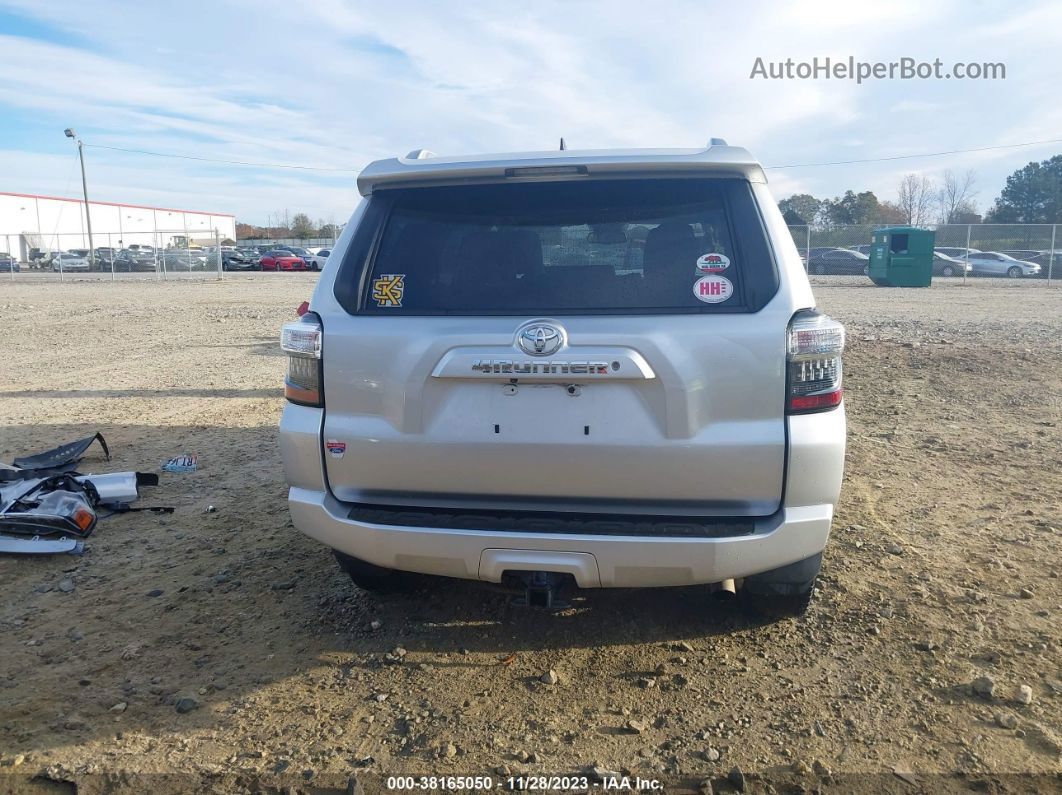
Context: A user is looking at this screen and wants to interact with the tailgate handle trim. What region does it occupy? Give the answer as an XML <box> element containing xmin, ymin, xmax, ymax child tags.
<box><xmin>431</xmin><ymin>348</ymin><xmax>656</xmax><ymax>380</ymax></box>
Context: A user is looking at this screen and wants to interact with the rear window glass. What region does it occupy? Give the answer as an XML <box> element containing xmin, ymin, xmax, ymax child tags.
<box><xmin>338</xmin><ymin>178</ymin><xmax>778</xmax><ymax>315</ymax></box>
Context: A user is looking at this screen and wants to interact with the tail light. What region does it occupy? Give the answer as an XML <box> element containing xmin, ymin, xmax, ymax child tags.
<box><xmin>786</xmin><ymin>310</ymin><xmax>844</xmax><ymax>414</ymax></box>
<box><xmin>281</xmin><ymin>311</ymin><xmax>323</xmax><ymax>406</ymax></box>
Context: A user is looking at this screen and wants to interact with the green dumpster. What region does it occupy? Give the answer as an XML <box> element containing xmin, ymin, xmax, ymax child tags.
<box><xmin>868</xmin><ymin>226</ymin><xmax>935</xmax><ymax>287</ymax></box>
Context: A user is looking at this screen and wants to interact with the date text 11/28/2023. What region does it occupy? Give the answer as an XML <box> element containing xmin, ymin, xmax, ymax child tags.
<box><xmin>384</xmin><ymin>775</ymin><xmax>664</xmax><ymax>791</ymax></box>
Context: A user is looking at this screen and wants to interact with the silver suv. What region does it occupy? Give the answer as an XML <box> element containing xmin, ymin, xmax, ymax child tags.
<box><xmin>279</xmin><ymin>143</ymin><xmax>846</xmax><ymax>615</ymax></box>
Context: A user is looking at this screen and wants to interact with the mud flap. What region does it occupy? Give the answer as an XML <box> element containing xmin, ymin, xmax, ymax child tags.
<box><xmin>743</xmin><ymin>552</ymin><xmax>822</xmax><ymax>596</ymax></box>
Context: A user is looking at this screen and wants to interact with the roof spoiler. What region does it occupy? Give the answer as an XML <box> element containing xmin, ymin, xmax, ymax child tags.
<box><xmin>357</xmin><ymin>144</ymin><xmax>765</xmax><ymax>196</ymax></box>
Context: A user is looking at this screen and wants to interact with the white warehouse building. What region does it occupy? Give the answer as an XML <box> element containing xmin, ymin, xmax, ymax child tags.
<box><xmin>0</xmin><ymin>192</ymin><xmax>236</xmax><ymax>261</ymax></box>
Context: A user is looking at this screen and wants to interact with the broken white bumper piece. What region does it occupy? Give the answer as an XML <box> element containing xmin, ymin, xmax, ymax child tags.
<box><xmin>0</xmin><ymin>534</ymin><xmax>84</xmax><ymax>555</ymax></box>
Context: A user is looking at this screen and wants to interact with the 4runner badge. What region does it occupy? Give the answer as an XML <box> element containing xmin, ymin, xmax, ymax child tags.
<box><xmin>516</xmin><ymin>323</ymin><xmax>564</xmax><ymax>356</ymax></box>
<box><xmin>372</xmin><ymin>274</ymin><xmax>405</xmax><ymax>307</ymax></box>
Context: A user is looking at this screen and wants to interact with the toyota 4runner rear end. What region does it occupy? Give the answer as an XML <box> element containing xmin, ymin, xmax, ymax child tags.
<box><xmin>279</xmin><ymin>143</ymin><xmax>846</xmax><ymax>614</ymax></box>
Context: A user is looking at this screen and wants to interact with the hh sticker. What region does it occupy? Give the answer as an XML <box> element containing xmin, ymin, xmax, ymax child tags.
<box><xmin>696</xmin><ymin>252</ymin><xmax>730</xmax><ymax>272</ymax></box>
<box><xmin>372</xmin><ymin>273</ymin><xmax>405</xmax><ymax>307</ymax></box>
<box><xmin>325</xmin><ymin>439</ymin><xmax>346</xmax><ymax>459</ymax></box>
<box><xmin>693</xmin><ymin>275</ymin><xmax>733</xmax><ymax>303</ymax></box>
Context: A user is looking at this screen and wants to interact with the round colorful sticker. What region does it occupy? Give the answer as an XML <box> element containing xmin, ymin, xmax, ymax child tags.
<box><xmin>692</xmin><ymin>275</ymin><xmax>733</xmax><ymax>303</ymax></box>
<box><xmin>696</xmin><ymin>252</ymin><xmax>730</xmax><ymax>272</ymax></box>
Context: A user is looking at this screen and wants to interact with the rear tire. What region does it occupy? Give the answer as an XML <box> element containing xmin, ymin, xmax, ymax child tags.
<box><xmin>741</xmin><ymin>552</ymin><xmax>822</xmax><ymax>618</ymax></box>
<box><xmin>333</xmin><ymin>550</ymin><xmax>417</xmax><ymax>593</ymax></box>
<box><xmin>813</xmin><ymin>263</ymin><xmax>827</xmax><ymax>275</ymax></box>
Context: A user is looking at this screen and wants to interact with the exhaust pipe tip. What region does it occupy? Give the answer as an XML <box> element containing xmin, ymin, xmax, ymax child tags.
<box><xmin>712</xmin><ymin>578</ymin><xmax>737</xmax><ymax>601</ymax></box>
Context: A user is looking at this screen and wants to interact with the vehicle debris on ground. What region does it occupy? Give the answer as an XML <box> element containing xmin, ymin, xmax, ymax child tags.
<box><xmin>0</xmin><ymin>433</ymin><xmax>170</xmax><ymax>555</ymax></box>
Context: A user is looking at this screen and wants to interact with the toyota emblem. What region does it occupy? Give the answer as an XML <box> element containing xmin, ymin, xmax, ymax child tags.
<box><xmin>517</xmin><ymin>323</ymin><xmax>564</xmax><ymax>356</ymax></box>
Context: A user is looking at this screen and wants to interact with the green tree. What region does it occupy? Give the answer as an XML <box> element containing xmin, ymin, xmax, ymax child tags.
<box><xmin>291</xmin><ymin>213</ymin><xmax>315</xmax><ymax>239</ymax></box>
<box><xmin>821</xmin><ymin>190</ymin><xmax>883</xmax><ymax>227</ymax></box>
<box><xmin>985</xmin><ymin>155</ymin><xmax>1062</xmax><ymax>223</ymax></box>
<box><xmin>778</xmin><ymin>194</ymin><xmax>822</xmax><ymax>225</ymax></box>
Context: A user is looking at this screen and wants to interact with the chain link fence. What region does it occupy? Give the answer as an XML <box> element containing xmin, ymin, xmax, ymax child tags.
<box><xmin>237</xmin><ymin>236</ymin><xmax>338</xmax><ymax>249</ymax></box>
<box><xmin>786</xmin><ymin>223</ymin><xmax>1058</xmax><ymax>283</ymax></box>
<box><xmin>0</xmin><ymin>228</ymin><xmax>232</xmax><ymax>282</ymax></box>
<box><xmin>0</xmin><ymin>233</ymin><xmax>339</xmax><ymax>282</ymax></box>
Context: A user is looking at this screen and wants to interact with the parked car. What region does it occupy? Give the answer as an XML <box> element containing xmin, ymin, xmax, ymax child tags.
<box><xmin>932</xmin><ymin>251</ymin><xmax>971</xmax><ymax>277</ymax></box>
<box><xmin>66</xmin><ymin>248</ymin><xmax>96</xmax><ymax>268</ymax></box>
<box><xmin>306</xmin><ymin>248</ymin><xmax>330</xmax><ymax>270</ymax></box>
<box><xmin>961</xmin><ymin>251</ymin><xmax>1041</xmax><ymax>278</ymax></box>
<box><xmin>162</xmin><ymin>250</ymin><xmax>208</xmax><ymax>271</ymax></box>
<box><xmin>92</xmin><ymin>247</ymin><xmax>120</xmax><ymax>270</ymax></box>
<box><xmin>935</xmin><ymin>246</ymin><xmax>981</xmax><ymax>259</ymax></box>
<box><xmin>0</xmin><ymin>253</ymin><xmax>19</xmax><ymax>272</ymax></box>
<box><xmin>1027</xmin><ymin>251</ymin><xmax>1058</xmax><ymax>276</ymax></box>
<box><xmin>1001</xmin><ymin>249</ymin><xmax>1059</xmax><ymax>277</ymax></box>
<box><xmin>113</xmin><ymin>249</ymin><xmax>158</xmax><ymax>272</ymax></box>
<box><xmin>279</xmin><ymin>142</ymin><xmax>847</xmax><ymax>616</ymax></box>
<box><xmin>51</xmin><ymin>252</ymin><xmax>90</xmax><ymax>272</ymax></box>
<box><xmin>28</xmin><ymin>248</ymin><xmax>48</xmax><ymax>268</ymax></box>
<box><xmin>1000</xmin><ymin>249</ymin><xmax>1041</xmax><ymax>261</ymax></box>
<box><xmin>806</xmin><ymin>247</ymin><xmax>870</xmax><ymax>275</ymax></box>
<box><xmin>259</xmin><ymin>250</ymin><xmax>307</xmax><ymax>271</ymax></box>
<box><xmin>222</xmin><ymin>250</ymin><xmax>259</xmax><ymax>271</ymax></box>
<box><xmin>275</xmin><ymin>245</ymin><xmax>314</xmax><ymax>260</ymax></box>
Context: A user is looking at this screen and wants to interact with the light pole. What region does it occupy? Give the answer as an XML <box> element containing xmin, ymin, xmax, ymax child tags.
<box><xmin>64</xmin><ymin>128</ymin><xmax>96</xmax><ymax>269</ymax></box>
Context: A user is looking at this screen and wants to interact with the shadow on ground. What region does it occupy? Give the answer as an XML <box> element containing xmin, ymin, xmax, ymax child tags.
<box><xmin>0</xmin><ymin>422</ymin><xmax>778</xmax><ymax>768</ymax></box>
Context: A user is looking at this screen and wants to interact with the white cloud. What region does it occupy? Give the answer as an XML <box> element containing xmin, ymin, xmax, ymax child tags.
<box><xmin>0</xmin><ymin>0</ymin><xmax>1057</xmax><ymax>222</ymax></box>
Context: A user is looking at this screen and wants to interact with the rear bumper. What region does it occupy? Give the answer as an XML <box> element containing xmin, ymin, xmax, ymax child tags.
<box><xmin>280</xmin><ymin>402</ymin><xmax>842</xmax><ymax>588</ymax></box>
<box><xmin>287</xmin><ymin>486</ymin><xmax>832</xmax><ymax>588</ymax></box>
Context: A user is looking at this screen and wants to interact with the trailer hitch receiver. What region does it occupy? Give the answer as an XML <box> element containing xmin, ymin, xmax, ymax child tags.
<box><xmin>509</xmin><ymin>570</ymin><xmax>572</xmax><ymax>609</ymax></box>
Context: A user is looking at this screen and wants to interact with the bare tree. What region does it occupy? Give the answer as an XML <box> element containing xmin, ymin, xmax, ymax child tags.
<box><xmin>897</xmin><ymin>174</ymin><xmax>935</xmax><ymax>226</ymax></box>
<box><xmin>937</xmin><ymin>169</ymin><xmax>978</xmax><ymax>224</ymax></box>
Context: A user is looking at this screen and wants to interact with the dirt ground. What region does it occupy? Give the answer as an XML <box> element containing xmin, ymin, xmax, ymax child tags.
<box><xmin>0</xmin><ymin>275</ymin><xmax>1059</xmax><ymax>794</ymax></box>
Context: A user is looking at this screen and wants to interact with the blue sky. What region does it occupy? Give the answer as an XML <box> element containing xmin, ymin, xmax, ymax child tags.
<box><xmin>0</xmin><ymin>0</ymin><xmax>1060</xmax><ymax>224</ymax></box>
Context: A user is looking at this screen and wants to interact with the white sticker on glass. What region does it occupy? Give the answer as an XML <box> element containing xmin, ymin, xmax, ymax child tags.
<box><xmin>692</xmin><ymin>275</ymin><xmax>733</xmax><ymax>303</ymax></box>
